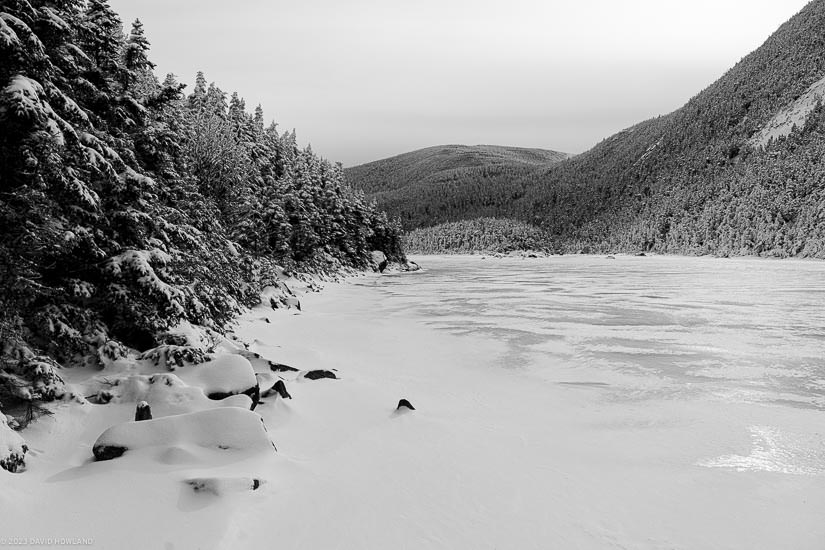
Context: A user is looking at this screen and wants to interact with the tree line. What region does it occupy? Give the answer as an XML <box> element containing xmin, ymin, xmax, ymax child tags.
<box><xmin>0</xmin><ymin>0</ymin><xmax>404</xmax><ymax>411</ymax></box>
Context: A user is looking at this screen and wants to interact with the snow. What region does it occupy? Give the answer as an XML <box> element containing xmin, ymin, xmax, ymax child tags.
<box><xmin>106</xmin><ymin>249</ymin><xmax>183</xmax><ymax>311</ymax></box>
<box><xmin>3</xmin><ymin>255</ymin><xmax>825</xmax><ymax>548</ymax></box>
<box><xmin>175</xmin><ymin>354</ymin><xmax>258</xmax><ymax>398</ymax></box>
<box><xmin>97</xmin><ymin>373</ymin><xmax>252</xmax><ymax>416</ymax></box>
<box><xmin>0</xmin><ymin>17</ymin><xmax>21</xmax><ymax>50</ymax></box>
<box><xmin>0</xmin><ymin>415</ymin><xmax>27</xmax><ymax>473</ymax></box>
<box><xmin>93</xmin><ymin>408</ymin><xmax>274</xmax><ymax>458</ymax></box>
<box><xmin>751</xmin><ymin>74</ymin><xmax>825</xmax><ymax>148</ymax></box>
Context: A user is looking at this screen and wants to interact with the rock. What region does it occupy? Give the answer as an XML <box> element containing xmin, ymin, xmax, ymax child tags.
<box><xmin>134</xmin><ymin>401</ymin><xmax>152</xmax><ymax>421</ymax></box>
<box><xmin>235</xmin><ymin>349</ymin><xmax>299</xmax><ymax>373</ymax></box>
<box><xmin>96</xmin><ymin>390</ymin><xmax>114</xmax><ymax>404</ymax></box>
<box><xmin>93</xmin><ymin>408</ymin><xmax>276</xmax><ymax>461</ymax></box>
<box><xmin>207</xmin><ymin>385</ymin><xmax>260</xmax><ymax>411</ymax></box>
<box><xmin>93</xmin><ymin>445</ymin><xmax>127</xmax><ymax>461</ymax></box>
<box><xmin>269</xmin><ymin>361</ymin><xmax>299</xmax><ymax>373</ymax></box>
<box><xmin>176</xmin><ymin>354</ymin><xmax>260</xmax><ymax>409</ymax></box>
<box><xmin>271</xmin><ymin>380</ymin><xmax>291</xmax><ymax>400</ymax></box>
<box><xmin>606</xmin><ymin>255</ymin><xmax>616</xmax><ymax>259</ymax></box>
<box><xmin>396</xmin><ymin>399</ymin><xmax>415</xmax><ymax>411</ymax></box>
<box><xmin>304</xmin><ymin>370</ymin><xmax>337</xmax><ymax>380</ymax></box>
<box><xmin>636</xmin><ymin>252</ymin><xmax>646</xmax><ymax>257</ymax></box>
<box><xmin>371</xmin><ymin>250</ymin><xmax>388</xmax><ymax>273</ymax></box>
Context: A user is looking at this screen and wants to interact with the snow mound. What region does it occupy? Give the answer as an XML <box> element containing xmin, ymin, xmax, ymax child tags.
<box><xmin>93</xmin><ymin>408</ymin><xmax>275</xmax><ymax>461</ymax></box>
<box><xmin>175</xmin><ymin>354</ymin><xmax>258</xmax><ymax>402</ymax></box>
<box><xmin>97</xmin><ymin>373</ymin><xmax>253</xmax><ymax>415</ymax></box>
<box><xmin>0</xmin><ymin>414</ymin><xmax>27</xmax><ymax>473</ymax></box>
<box><xmin>750</xmin><ymin>75</ymin><xmax>825</xmax><ymax>148</ymax></box>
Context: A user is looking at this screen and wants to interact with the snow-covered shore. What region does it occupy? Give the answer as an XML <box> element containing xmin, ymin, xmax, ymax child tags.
<box><xmin>3</xmin><ymin>255</ymin><xmax>825</xmax><ymax>549</ymax></box>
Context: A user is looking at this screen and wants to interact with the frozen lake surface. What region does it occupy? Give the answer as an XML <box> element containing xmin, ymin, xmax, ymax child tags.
<box><xmin>391</xmin><ymin>255</ymin><xmax>825</xmax><ymax>412</ymax></box>
<box><xmin>7</xmin><ymin>254</ymin><xmax>824</xmax><ymax>549</ymax></box>
<box><xmin>376</xmin><ymin>255</ymin><xmax>825</xmax><ymax>474</ymax></box>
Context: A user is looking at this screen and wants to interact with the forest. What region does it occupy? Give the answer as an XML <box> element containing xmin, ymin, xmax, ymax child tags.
<box><xmin>348</xmin><ymin>0</ymin><xmax>825</xmax><ymax>257</ymax></box>
<box><xmin>0</xmin><ymin>0</ymin><xmax>404</xmax><ymax>415</ymax></box>
<box><xmin>404</xmin><ymin>218</ymin><xmax>551</xmax><ymax>254</ymax></box>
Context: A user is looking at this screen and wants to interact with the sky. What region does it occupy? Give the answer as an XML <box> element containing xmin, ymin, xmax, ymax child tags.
<box><xmin>110</xmin><ymin>0</ymin><xmax>811</xmax><ymax>167</ymax></box>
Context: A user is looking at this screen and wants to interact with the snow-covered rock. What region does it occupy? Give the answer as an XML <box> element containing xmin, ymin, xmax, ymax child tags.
<box><xmin>176</xmin><ymin>354</ymin><xmax>259</xmax><ymax>405</ymax></box>
<box><xmin>97</xmin><ymin>373</ymin><xmax>253</xmax><ymax>415</ymax></box>
<box><xmin>93</xmin><ymin>408</ymin><xmax>275</xmax><ymax>461</ymax></box>
<box><xmin>370</xmin><ymin>250</ymin><xmax>388</xmax><ymax>272</ymax></box>
<box><xmin>0</xmin><ymin>413</ymin><xmax>27</xmax><ymax>473</ymax></box>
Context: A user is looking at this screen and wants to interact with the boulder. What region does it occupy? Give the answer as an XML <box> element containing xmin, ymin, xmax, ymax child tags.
<box><xmin>371</xmin><ymin>250</ymin><xmax>388</xmax><ymax>273</ymax></box>
<box><xmin>134</xmin><ymin>401</ymin><xmax>152</xmax><ymax>421</ymax></box>
<box><xmin>396</xmin><ymin>399</ymin><xmax>415</xmax><ymax>411</ymax></box>
<box><xmin>270</xmin><ymin>380</ymin><xmax>292</xmax><ymax>400</ymax></box>
<box><xmin>176</xmin><ymin>354</ymin><xmax>260</xmax><ymax>409</ymax></box>
<box><xmin>93</xmin><ymin>408</ymin><xmax>275</xmax><ymax>461</ymax></box>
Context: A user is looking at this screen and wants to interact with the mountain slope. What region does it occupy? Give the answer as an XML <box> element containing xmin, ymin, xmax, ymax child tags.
<box><xmin>344</xmin><ymin>145</ymin><xmax>568</xmax><ymax>227</ymax></box>
<box><xmin>352</xmin><ymin>0</ymin><xmax>825</xmax><ymax>257</ymax></box>
<box><xmin>509</xmin><ymin>0</ymin><xmax>825</xmax><ymax>256</ymax></box>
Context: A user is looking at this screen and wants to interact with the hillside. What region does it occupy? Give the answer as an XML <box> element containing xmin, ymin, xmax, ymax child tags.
<box><xmin>352</xmin><ymin>0</ymin><xmax>825</xmax><ymax>258</ymax></box>
<box><xmin>345</xmin><ymin>145</ymin><xmax>568</xmax><ymax>227</ymax></box>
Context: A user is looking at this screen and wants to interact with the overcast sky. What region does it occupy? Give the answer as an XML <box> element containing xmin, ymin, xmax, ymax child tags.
<box><xmin>110</xmin><ymin>0</ymin><xmax>810</xmax><ymax>166</ymax></box>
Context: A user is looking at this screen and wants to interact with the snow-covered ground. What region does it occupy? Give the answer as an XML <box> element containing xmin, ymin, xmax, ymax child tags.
<box><xmin>3</xmin><ymin>254</ymin><xmax>825</xmax><ymax>549</ymax></box>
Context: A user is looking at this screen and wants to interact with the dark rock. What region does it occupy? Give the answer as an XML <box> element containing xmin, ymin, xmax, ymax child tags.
<box><xmin>96</xmin><ymin>390</ymin><xmax>114</xmax><ymax>404</ymax></box>
<box><xmin>606</xmin><ymin>255</ymin><xmax>616</xmax><ymax>259</ymax></box>
<box><xmin>93</xmin><ymin>444</ymin><xmax>127</xmax><ymax>461</ymax></box>
<box><xmin>271</xmin><ymin>380</ymin><xmax>291</xmax><ymax>399</ymax></box>
<box><xmin>636</xmin><ymin>252</ymin><xmax>646</xmax><ymax>257</ymax></box>
<box><xmin>378</xmin><ymin>259</ymin><xmax>388</xmax><ymax>273</ymax></box>
<box><xmin>265</xmin><ymin>318</ymin><xmax>271</xmax><ymax>324</ymax></box>
<box><xmin>304</xmin><ymin>370</ymin><xmax>337</xmax><ymax>380</ymax></box>
<box><xmin>206</xmin><ymin>384</ymin><xmax>260</xmax><ymax>410</ymax></box>
<box><xmin>269</xmin><ymin>361</ymin><xmax>298</xmax><ymax>373</ymax></box>
<box><xmin>234</xmin><ymin>349</ymin><xmax>299</xmax><ymax>373</ymax></box>
<box><xmin>396</xmin><ymin>399</ymin><xmax>415</xmax><ymax>411</ymax></box>
<box><xmin>269</xmin><ymin>297</ymin><xmax>280</xmax><ymax>310</ymax></box>
<box><xmin>134</xmin><ymin>401</ymin><xmax>152</xmax><ymax>421</ymax></box>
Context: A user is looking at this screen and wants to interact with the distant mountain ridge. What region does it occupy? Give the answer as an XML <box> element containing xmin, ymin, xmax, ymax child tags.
<box><xmin>349</xmin><ymin>0</ymin><xmax>825</xmax><ymax>258</ymax></box>
<box><xmin>345</xmin><ymin>145</ymin><xmax>568</xmax><ymax>228</ymax></box>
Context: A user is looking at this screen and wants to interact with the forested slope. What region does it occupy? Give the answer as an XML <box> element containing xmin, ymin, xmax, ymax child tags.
<box><xmin>351</xmin><ymin>0</ymin><xmax>825</xmax><ymax>257</ymax></box>
<box><xmin>345</xmin><ymin>145</ymin><xmax>568</xmax><ymax>227</ymax></box>
<box><xmin>0</xmin><ymin>1</ymin><xmax>404</xmax><ymax>416</ymax></box>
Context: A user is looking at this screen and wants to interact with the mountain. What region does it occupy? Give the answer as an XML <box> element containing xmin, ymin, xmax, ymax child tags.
<box><xmin>344</xmin><ymin>145</ymin><xmax>568</xmax><ymax>228</ymax></box>
<box><xmin>351</xmin><ymin>0</ymin><xmax>825</xmax><ymax>257</ymax></box>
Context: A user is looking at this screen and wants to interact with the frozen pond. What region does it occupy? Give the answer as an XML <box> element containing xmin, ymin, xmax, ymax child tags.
<box><xmin>363</xmin><ymin>255</ymin><xmax>825</xmax><ymax>477</ymax></box>
<box><xmin>376</xmin><ymin>255</ymin><xmax>825</xmax><ymax>415</ymax></box>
